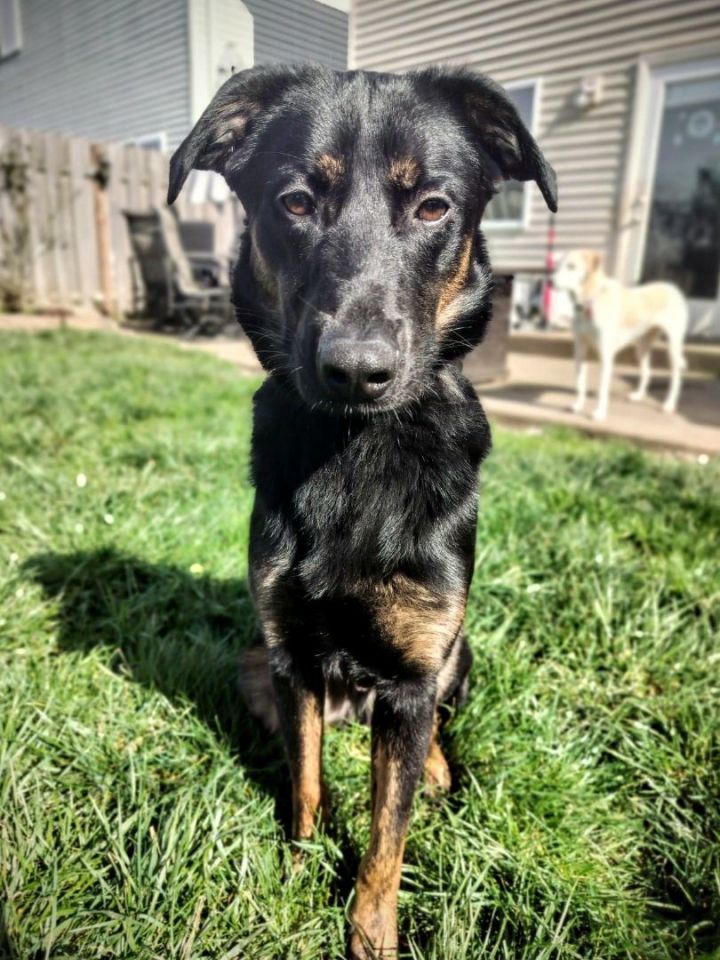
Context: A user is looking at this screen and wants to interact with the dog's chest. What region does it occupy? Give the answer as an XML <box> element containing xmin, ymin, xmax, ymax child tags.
<box><xmin>250</xmin><ymin>378</ymin><xmax>489</xmax><ymax>599</ymax></box>
<box><xmin>294</xmin><ymin>427</ymin><xmax>456</xmax><ymax>588</ymax></box>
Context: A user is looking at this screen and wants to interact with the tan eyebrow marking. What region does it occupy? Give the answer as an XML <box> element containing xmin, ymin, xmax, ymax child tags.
<box><xmin>388</xmin><ymin>156</ymin><xmax>421</xmax><ymax>190</ymax></box>
<box><xmin>315</xmin><ymin>153</ymin><xmax>345</xmax><ymax>186</ymax></box>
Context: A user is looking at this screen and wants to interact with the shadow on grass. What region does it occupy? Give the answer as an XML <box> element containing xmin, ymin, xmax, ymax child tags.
<box><xmin>0</xmin><ymin>910</ymin><xmax>16</xmax><ymax>960</ymax></box>
<box><xmin>26</xmin><ymin>548</ymin><xmax>290</xmax><ymax>823</ymax></box>
<box><xmin>26</xmin><ymin>547</ymin><xmax>370</xmax><ymax>921</ymax></box>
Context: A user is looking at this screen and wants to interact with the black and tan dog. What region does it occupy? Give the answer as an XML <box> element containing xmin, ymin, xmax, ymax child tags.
<box><xmin>168</xmin><ymin>65</ymin><xmax>556</xmax><ymax>959</ymax></box>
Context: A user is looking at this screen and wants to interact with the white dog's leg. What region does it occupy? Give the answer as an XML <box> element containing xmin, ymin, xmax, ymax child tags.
<box><xmin>571</xmin><ymin>342</ymin><xmax>588</xmax><ymax>413</ymax></box>
<box><xmin>629</xmin><ymin>341</ymin><xmax>652</xmax><ymax>402</ymax></box>
<box><xmin>593</xmin><ymin>350</ymin><xmax>614</xmax><ymax>421</ymax></box>
<box><xmin>663</xmin><ymin>333</ymin><xmax>686</xmax><ymax>413</ymax></box>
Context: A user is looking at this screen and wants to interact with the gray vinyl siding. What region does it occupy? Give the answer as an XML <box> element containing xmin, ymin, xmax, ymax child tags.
<box><xmin>247</xmin><ymin>0</ymin><xmax>348</xmax><ymax>70</ymax></box>
<box><xmin>0</xmin><ymin>0</ymin><xmax>190</xmax><ymax>147</ymax></box>
<box><xmin>351</xmin><ymin>0</ymin><xmax>720</xmax><ymax>274</ymax></box>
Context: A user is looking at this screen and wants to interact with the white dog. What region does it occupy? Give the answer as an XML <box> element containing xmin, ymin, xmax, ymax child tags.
<box><xmin>553</xmin><ymin>250</ymin><xmax>688</xmax><ymax>421</ymax></box>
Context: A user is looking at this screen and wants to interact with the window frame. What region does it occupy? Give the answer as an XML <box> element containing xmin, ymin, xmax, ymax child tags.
<box><xmin>483</xmin><ymin>77</ymin><xmax>542</xmax><ymax>233</ymax></box>
<box><xmin>130</xmin><ymin>132</ymin><xmax>169</xmax><ymax>152</ymax></box>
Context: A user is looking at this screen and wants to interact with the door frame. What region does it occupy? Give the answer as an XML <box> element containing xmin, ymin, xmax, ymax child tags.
<box><xmin>614</xmin><ymin>43</ymin><xmax>720</xmax><ymax>336</ymax></box>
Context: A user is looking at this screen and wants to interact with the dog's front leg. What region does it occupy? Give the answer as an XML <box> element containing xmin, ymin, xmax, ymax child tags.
<box><xmin>593</xmin><ymin>347</ymin><xmax>614</xmax><ymax>421</ymax></box>
<box><xmin>663</xmin><ymin>329</ymin><xmax>685</xmax><ymax>414</ymax></box>
<box><xmin>572</xmin><ymin>339</ymin><xmax>588</xmax><ymax>414</ymax></box>
<box><xmin>629</xmin><ymin>337</ymin><xmax>653</xmax><ymax>402</ymax></box>
<box><xmin>349</xmin><ymin>678</ymin><xmax>435</xmax><ymax>959</ymax></box>
<box><xmin>270</xmin><ymin>660</ymin><xmax>325</xmax><ymax>841</ymax></box>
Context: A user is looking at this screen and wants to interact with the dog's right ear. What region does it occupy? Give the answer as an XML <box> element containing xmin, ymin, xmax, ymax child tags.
<box><xmin>584</xmin><ymin>250</ymin><xmax>603</xmax><ymax>273</ymax></box>
<box><xmin>167</xmin><ymin>65</ymin><xmax>312</xmax><ymax>205</ymax></box>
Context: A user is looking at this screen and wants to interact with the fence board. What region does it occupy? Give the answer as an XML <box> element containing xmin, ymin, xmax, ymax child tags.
<box><xmin>24</xmin><ymin>130</ymin><xmax>47</xmax><ymax>305</ymax></box>
<box><xmin>68</xmin><ymin>135</ymin><xmax>97</xmax><ymax>305</ymax></box>
<box><xmin>46</xmin><ymin>132</ymin><xmax>69</xmax><ymax>304</ymax></box>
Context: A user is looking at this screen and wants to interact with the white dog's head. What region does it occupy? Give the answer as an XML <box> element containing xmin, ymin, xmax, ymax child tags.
<box><xmin>553</xmin><ymin>249</ymin><xmax>603</xmax><ymax>297</ymax></box>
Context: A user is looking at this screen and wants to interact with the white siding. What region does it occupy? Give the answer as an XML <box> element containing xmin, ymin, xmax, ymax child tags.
<box><xmin>351</xmin><ymin>0</ymin><xmax>720</xmax><ymax>273</ymax></box>
<box><xmin>0</xmin><ymin>0</ymin><xmax>191</xmax><ymax>147</ymax></box>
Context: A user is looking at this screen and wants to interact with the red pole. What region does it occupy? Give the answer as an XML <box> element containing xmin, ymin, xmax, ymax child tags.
<box><xmin>542</xmin><ymin>213</ymin><xmax>556</xmax><ymax>326</ymax></box>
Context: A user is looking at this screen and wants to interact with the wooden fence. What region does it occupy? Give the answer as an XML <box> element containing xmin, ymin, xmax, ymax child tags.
<box><xmin>0</xmin><ymin>123</ymin><xmax>242</xmax><ymax>314</ymax></box>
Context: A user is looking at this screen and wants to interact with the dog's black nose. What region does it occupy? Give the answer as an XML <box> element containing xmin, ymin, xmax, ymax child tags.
<box><xmin>316</xmin><ymin>335</ymin><xmax>397</xmax><ymax>402</ymax></box>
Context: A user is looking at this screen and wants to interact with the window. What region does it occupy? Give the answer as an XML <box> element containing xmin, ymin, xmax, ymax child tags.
<box><xmin>484</xmin><ymin>80</ymin><xmax>539</xmax><ymax>230</ymax></box>
<box><xmin>131</xmin><ymin>133</ymin><xmax>168</xmax><ymax>152</ymax></box>
<box><xmin>0</xmin><ymin>0</ymin><xmax>22</xmax><ymax>58</ymax></box>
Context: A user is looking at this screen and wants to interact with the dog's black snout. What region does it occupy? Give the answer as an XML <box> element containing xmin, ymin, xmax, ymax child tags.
<box><xmin>317</xmin><ymin>336</ymin><xmax>397</xmax><ymax>402</ymax></box>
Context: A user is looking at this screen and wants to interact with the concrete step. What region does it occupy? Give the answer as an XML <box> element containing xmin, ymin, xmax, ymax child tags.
<box><xmin>510</xmin><ymin>329</ymin><xmax>720</xmax><ymax>377</ymax></box>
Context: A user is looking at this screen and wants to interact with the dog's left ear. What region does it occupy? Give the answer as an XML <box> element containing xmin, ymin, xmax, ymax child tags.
<box><xmin>424</xmin><ymin>69</ymin><xmax>558</xmax><ymax>213</ymax></box>
<box><xmin>167</xmin><ymin>65</ymin><xmax>315</xmax><ymax>205</ymax></box>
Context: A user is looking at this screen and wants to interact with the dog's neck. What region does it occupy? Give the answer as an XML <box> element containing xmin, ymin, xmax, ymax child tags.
<box><xmin>571</xmin><ymin>267</ymin><xmax>609</xmax><ymax>313</ymax></box>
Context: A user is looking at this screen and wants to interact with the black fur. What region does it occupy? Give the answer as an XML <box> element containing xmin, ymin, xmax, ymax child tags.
<box><xmin>169</xmin><ymin>64</ymin><xmax>556</xmax><ymax>958</ymax></box>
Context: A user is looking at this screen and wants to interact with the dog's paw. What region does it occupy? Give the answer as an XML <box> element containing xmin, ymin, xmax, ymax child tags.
<box><xmin>570</xmin><ymin>401</ymin><xmax>585</xmax><ymax>414</ymax></box>
<box><xmin>662</xmin><ymin>400</ymin><xmax>677</xmax><ymax>414</ymax></box>
<box><xmin>348</xmin><ymin>913</ymin><xmax>398</xmax><ymax>960</ymax></box>
<box><xmin>591</xmin><ymin>407</ymin><xmax>608</xmax><ymax>422</ymax></box>
<box><xmin>350</xmin><ymin>881</ymin><xmax>399</xmax><ymax>960</ymax></box>
<box><xmin>290</xmin><ymin>843</ymin><xmax>308</xmax><ymax>873</ymax></box>
<box><xmin>424</xmin><ymin>744</ymin><xmax>452</xmax><ymax>792</ymax></box>
<box><xmin>628</xmin><ymin>390</ymin><xmax>645</xmax><ymax>402</ymax></box>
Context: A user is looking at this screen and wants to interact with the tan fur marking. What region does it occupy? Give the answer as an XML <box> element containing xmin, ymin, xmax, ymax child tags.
<box><xmin>293</xmin><ymin>693</ymin><xmax>324</xmax><ymax>840</ymax></box>
<box><xmin>619</xmin><ymin>285</ymin><xmax>673</xmax><ymax>328</ymax></box>
<box><xmin>388</xmin><ymin>156</ymin><xmax>421</xmax><ymax>190</ymax></box>
<box><xmin>424</xmin><ymin>714</ymin><xmax>451</xmax><ymax>791</ymax></box>
<box><xmin>583</xmin><ymin>250</ymin><xmax>602</xmax><ymax>273</ymax></box>
<box><xmin>436</xmin><ymin>234</ymin><xmax>474</xmax><ymax>329</ymax></box>
<box><xmin>351</xmin><ymin>745</ymin><xmax>404</xmax><ymax>957</ymax></box>
<box><xmin>221</xmin><ymin>111</ymin><xmax>252</xmax><ymax>138</ymax></box>
<box><xmin>315</xmin><ymin>153</ymin><xmax>345</xmax><ymax>186</ymax></box>
<box><xmin>249</xmin><ymin>228</ymin><xmax>279</xmax><ymax>305</ymax></box>
<box><xmin>359</xmin><ymin>575</ymin><xmax>466</xmax><ymax>673</ymax></box>
<box><xmin>578</xmin><ymin>250</ymin><xmax>605</xmax><ymax>303</ymax></box>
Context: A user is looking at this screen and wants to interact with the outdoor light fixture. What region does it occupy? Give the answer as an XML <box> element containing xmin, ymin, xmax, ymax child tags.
<box><xmin>572</xmin><ymin>75</ymin><xmax>604</xmax><ymax>109</ymax></box>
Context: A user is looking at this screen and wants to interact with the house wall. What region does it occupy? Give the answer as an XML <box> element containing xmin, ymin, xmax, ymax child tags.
<box><xmin>0</xmin><ymin>0</ymin><xmax>348</xmax><ymax>148</ymax></box>
<box><xmin>247</xmin><ymin>0</ymin><xmax>348</xmax><ymax>71</ymax></box>
<box><xmin>350</xmin><ymin>0</ymin><xmax>720</xmax><ymax>275</ymax></box>
<box><xmin>0</xmin><ymin>0</ymin><xmax>191</xmax><ymax>147</ymax></box>
<box><xmin>188</xmin><ymin>0</ymin><xmax>255</xmax><ymax>124</ymax></box>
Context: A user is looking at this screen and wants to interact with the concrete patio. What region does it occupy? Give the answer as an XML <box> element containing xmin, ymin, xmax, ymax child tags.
<box><xmin>467</xmin><ymin>348</ymin><xmax>720</xmax><ymax>456</ymax></box>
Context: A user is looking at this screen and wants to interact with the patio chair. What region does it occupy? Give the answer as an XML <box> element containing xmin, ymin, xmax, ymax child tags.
<box><xmin>123</xmin><ymin>207</ymin><xmax>233</xmax><ymax>336</ymax></box>
<box><xmin>177</xmin><ymin>218</ymin><xmax>231</xmax><ymax>288</ymax></box>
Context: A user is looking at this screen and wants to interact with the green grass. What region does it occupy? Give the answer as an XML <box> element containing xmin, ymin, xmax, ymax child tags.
<box><xmin>1</xmin><ymin>330</ymin><xmax>719</xmax><ymax>960</ymax></box>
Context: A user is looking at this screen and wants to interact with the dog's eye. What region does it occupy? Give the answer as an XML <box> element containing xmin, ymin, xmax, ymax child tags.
<box><xmin>416</xmin><ymin>198</ymin><xmax>449</xmax><ymax>222</ymax></box>
<box><xmin>282</xmin><ymin>191</ymin><xmax>315</xmax><ymax>217</ymax></box>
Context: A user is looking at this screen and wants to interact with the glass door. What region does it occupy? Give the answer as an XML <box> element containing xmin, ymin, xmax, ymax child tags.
<box><xmin>630</xmin><ymin>58</ymin><xmax>720</xmax><ymax>337</ymax></box>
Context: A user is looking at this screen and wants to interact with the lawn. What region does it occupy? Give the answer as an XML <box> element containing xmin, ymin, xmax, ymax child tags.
<box><xmin>0</xmin><ymin>329</ymin><xmax>718</xmax><ymax>960</ymax></box>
